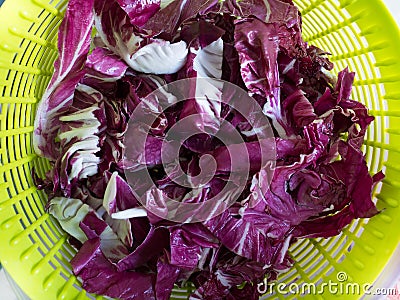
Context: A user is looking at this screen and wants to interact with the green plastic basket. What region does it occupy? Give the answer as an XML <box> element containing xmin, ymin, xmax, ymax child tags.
<box><xmin>0</xmin><ymin>0</ymin><xmax>399</xmax><ymax>299</ymax></box>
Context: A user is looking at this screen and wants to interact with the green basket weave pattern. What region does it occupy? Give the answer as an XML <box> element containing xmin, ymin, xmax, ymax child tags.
<box><xmin>0</xmin><ymin>0</ymin><xmax>399</xmax><ymax>299</ymax></box>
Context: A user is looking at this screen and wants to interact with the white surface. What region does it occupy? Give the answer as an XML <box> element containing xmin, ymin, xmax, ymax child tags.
<box><xmin>0</xmin><ymin>269</ymin><xmax>18</xmax><ymax>300</ymax></box>
<box><xmin>383</xmin><ymin>0</ymin><xmax>400</xmax><ymax>27</ymax></box>
<box><xmin>0</xmin><ymin>1</ymin><xmax>399</xmax><ymax>300</ymax></box>
<box><xmin>371</xmin><ymin>244</ymin><xmax>400</xmax><ymax>299</ymax></box>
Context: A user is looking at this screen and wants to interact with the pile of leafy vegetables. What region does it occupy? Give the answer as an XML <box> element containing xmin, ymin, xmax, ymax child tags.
<box><xmin>33</xmin><ymin>0</ymin><xmax>383</xmax><ymax>299</ymax></box>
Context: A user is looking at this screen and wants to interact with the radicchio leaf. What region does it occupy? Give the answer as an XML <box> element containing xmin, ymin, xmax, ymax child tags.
<box><xmin>116</xmin><ymin>0</ymin><xmax>161</xmax><ymax>27</ymax></box>
<box><xmin>94</xmin><ymin>0</ymin><xmax>188</xmax><ymax>74</ymax></box>
<box><xmin>71</xmin><ymin>238</ymin><xmax>155</xmax><ymax>300</ymax></box>
<box><xmin>33</xmin><ymin>0</ymin><xmax>94</xmax><ymax>160</ymax></box>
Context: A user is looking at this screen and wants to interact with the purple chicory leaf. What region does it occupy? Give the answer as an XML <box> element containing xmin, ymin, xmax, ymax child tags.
<box><xmin>116</xmin><ymin>0</ymin><xmax>161</xmax><ymax>27</ymax></box>
<box><xmin>234</xmin><ymin>18</ymin><xmax>288</xmax><ymax>136</ymax></box>
<box><xmin>94</xmin><ymin>0</ymin><xmax>146</xmax><ymax>61</ymax></box>
<box><xmin>170</xmin><ymin>224</ymin><xmax>219</xmax><ymax>269</ymax></box>
<box><xmin>102</xmin><ymin>171</ymin><xmax>145</xmax><ymax>247</ymax></box>
<box><xmin>34</xmin><ymin>0</ymin><xmax>94</xmax><ymax>160</ymax></box>
<box><xmin>124</xmin><ymin>133</ymin><xmax>176</xmax><ymax>170</ymax></box>
<box><xmin>204</xmin><ymin>206</ymin><xmax>291</xmax><ymax>266</ymax></box>
<box><xmin>283</xmin><ymin>89</ymin><xmax>317</xmax><ymax>130</ymax></box>
<box><xmin>180</xmin><ymin>19</ymin><xmax>225</xmax><ymax>48</ymax></box>
<box><xmin>219</xmin><ymin>0</ymin><xmax>276</xmax><ymax>22</ymax></box>
<box><xmin>48</xmin><ymin>197</ymin><xmax>92</xmax><ymax>243</ymax></box>
<box><xmin>190</xmin><ymin>254</ymin><xmax>266</xmax><ymax>300</ymax></box>
<box><xmin>252</xmin><ymin>118</ymin><xmax>334</xmax><ymax>225</ymax></box>
<box><xmin>292</xmin><ymin>205</ymin><xmax>357</xmax><ymax>239</ymax></box>
<box><xmin>47</xmin><ymin>197</ymin><xmax>129</xmax><ymax>261</ymax></box>
<box><xmin>287</xmin><ymin>141</ymin><xmax>381</xmax><ymax>239</ymax></box>
<box><xmin>331</xmin><ymin>141</ymin><xmax>380</xmax><ymax>218</ymax></box>
<box><xmin>82</xmin><ymin>47</ymin><xmax>129</xmax><ymax>95</ymax></box>
<box><xmin>177</xmin><ymin>39</ymin><xmax>225</xmax><ymax>134</ymax></box>
<box><xmin>68</xmin><ymin>84</ymin><xmax>104</xmax><ymax>111</ymax></box>
<box><xmin>80</xmin><ymin>211</ymin><xmax>130</xmax><ymax>261</ymax></box>
<box><xmin>336</xmin><ymin>66</ymin><xmax>355</xmax><ymax>102</ymax></box>
<box><xmin>234</xmin><ymin>18</ymin><xmax>280</xmax><ymax>101</ymax></box>
<box><xmin>71</xmin><ymin>238</ymin><xmax>156</xmax><ymax>300</ymax></box>
<box><xmin>207</xmin><ymin>139</ymin><xmax>276</xmax><ymax>174</ymax></box>
<box><xmin>221</xmin><ymin>0</ymin><xmax>301</xmax><ymax>31</ymax></box>
<box><xmin>56</xmin><ymin>105</ymin><xmax>104</xmax><ymax>197</ymax></box>
<box><xmin>103</xmin><ymin>172</ymin><xmax>137</xmax><ymax>215</ymax></box>
<box><xmin>155</xmin><ymin>252</ymin><xmax>182</xmax><ymax>300</ymax></box>
<box><xmin>117</xmin><ymin>226</ymin><xmax>170</xmax><ymax>271</ymax></box>
<box><xmin>313</xmin><ymin>88</ymin><xmax>337</xmax><ymax>116</ymax></box>
<box><xmin>314</xmin><ymin>67</ymin><xmax>355</xmax><ymax>115</ymax></box>
<box><xmin>94</xmin><ymin>0</ymin><xmax>188</xmax><ymax>74</ymax></box>
<box><xmin>143</xmin><ymin>0</ymin><xmax>219</xmax><ymax>39</ymax></box>
<box><xmin>129</xmin><ymin>40</ymin><xmax>189</xmax><ymax>74</ymax></box>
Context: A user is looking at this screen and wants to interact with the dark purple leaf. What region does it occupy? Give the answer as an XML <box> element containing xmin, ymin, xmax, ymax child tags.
<box><xmin>116</xmin><ymin>0</ymin><xmax>161</xmax><ymax>26</ymax></box>
<box><xmin>71</xmin><ymin>238</ymin><xmax>156</xmax><ymax>300</ymax></box>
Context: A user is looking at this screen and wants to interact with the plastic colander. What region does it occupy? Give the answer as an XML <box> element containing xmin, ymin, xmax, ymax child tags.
<box><xmin>0</xmin><ymin>0</ymin><xmax>399</xmax><ymax>299</ymax></box>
